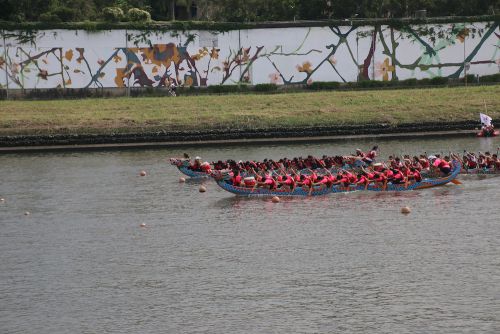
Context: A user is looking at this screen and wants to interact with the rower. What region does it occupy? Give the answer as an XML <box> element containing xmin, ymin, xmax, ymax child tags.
<box><xmin>190</xmin><ymin>156</ymin><xmax>203</xmax><ymax>171</ymax></box>
<box><xmin>230</xmin><ymin>169</ymin><xmax>243</xmax><ymax>186</ymax></box>
<box><xmin>363</xmin><ymin>145</ymin><xmax>378</xmax><ymax>164</ymax></box>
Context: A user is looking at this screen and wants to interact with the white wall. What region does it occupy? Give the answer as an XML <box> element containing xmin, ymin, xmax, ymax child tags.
<box><xmin>1</xmin><ymin>22</ymin><xmax>499</xmax><ymax>89</ymax></box>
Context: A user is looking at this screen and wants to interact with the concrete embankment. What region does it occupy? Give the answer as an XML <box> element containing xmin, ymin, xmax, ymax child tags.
<box><xmin>0</xmin><ymin>121</ymin><xmax>480</xmax><ymax>152</ymax></box>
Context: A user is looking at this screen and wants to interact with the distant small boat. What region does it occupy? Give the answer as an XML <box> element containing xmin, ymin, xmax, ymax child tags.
<box><xmin>476</xmin><ymin>129</ymin><xmax>499</xmax><ymax>137</ymax></box>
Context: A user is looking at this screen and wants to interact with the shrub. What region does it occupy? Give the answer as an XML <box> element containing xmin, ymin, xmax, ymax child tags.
<box><xmin>127</xmin><ymin>8</ymin><xmax>151</xmax><ymax>22</ymax></box>
<box><xmin>102</xmin><ymin>7</ymin><xmax>124</xmax><ymax>22</ymax></box>
<box><xmin>52</xmin><ymin>7</ymin><xmax>79</xmax><ymax>22</ymax></box>
<box><xmin>418</xmin><ymin>78</ymin><xmax>431</xmax><ymax>86</ymax></box>
<box><xmin>307</xmin><ymin>81</ymin><xmax>340</xmax><ymax>90</ymax></box>
<box><xmin>479</xmin><ymin>73</ymin><xmax>500</xmax><ymax>83</ymax></box>
<box><xmin>358</xmin><ymin>80</ymin><xmax>386</xmax><ymax>88</ymax></box>
<box><xmin>254</xmin><ymin>83</ymin><xmax>278</xmax><ymax>92</ymax></box>
<box><xmin>8</xmin><ymin>13</ymin><xmax>25</xmax><ymax>23</ymax></box>
<box><xmin>208</xmin><ymin>85</ymin><xmax>242</xmax><ymax>94</ymax></box>
<box><xmin>399</xmin><ymin>78</ymin><xmax>417</xmax><ymax>86</ymax></box>
<box><xmin>460</xmin><ymin>74</ymin><xmax>477</xmax><ymax>83</ymax></box>
<box><xmin>39</xmin><ymin>12</ymin><xmax>62</xmax><ymax>23</ymax></box>
<box><xmin>429</xmin><ymin>76</ymin><xmax>448</xmax><ymax>85</ymax></box>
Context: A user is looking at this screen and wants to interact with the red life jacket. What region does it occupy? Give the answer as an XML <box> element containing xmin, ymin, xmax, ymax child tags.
<box><xmin>232</xmin><ymin>175</ymin><xmax>242</xmax><ymax>186</ymax></box>
<box><xmin>438</xmin><ymin>160</ymin><xmax>450</xmax><ymax>169</ymax></box>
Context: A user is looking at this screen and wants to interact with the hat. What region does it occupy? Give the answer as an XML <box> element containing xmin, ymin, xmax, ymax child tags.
<box><xmin>195</xmin><ymin>156</ymin><xmax>201</xmax><ymax>161</ymax></box>
<box><xmin>428</xmin><ymin>155</ymin><xmax>437</xmax><ymax>160</ymax></box>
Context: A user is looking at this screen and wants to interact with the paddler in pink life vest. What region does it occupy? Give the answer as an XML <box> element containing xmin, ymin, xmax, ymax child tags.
<box><xmin>263</xmin><ymin>174</ymin><xmax>277</xmax><ymax>190</ymax></box>
<box><xmin>280</xmin><ymin>174</ymin><xmax>296</xmax><ymax>191</ymax></box>
<box><xmin>230</xmin><ymin>169</ymin><xmax>243</xmax><ymax>186</ymax></box>
<box><xmin>363</xmin><ymin>145</ymin><xmax>378</xmax><ymax>164</ymax></box>
<box><xmin>431</xmin><ymin>156</ymin><xmax>451</xmax><ymax>175</ymax></box>
<box><xmin>190</xmin><ymin>156</ymin><xmax>203</xmax><ymax>171</ymax></box>
<box><xmin>356</xmin><ymin>171</ymin><xmax>372</xmax><ymax>189</ymax></box>
<box><xmin>200</xmin><ymin>161</ymin><xmax>211</xmax><ymax>174</ymax></box>
<box><xmin>409</xmin><ymin>167</ymin><xmax>422</xmax><ymax>182</ymax></box>
<box><xmin>311</xmin><ymin>175</ymin><xmax>330</xmax><ymax>189</ymax></box>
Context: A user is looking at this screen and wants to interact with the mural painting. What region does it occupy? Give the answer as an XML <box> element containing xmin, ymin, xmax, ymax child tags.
<box><xmin>0</xmin><ymin>21</ymin><xmax>499</xmax><ymax>90</ymax></box>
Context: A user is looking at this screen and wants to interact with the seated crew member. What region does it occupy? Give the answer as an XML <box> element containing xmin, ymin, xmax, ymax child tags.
<box><xmin>410</xmin><ymin>167</ymin><xmax>422</xmax><ymax>182</ymax></box>
<box><xmin>190</xmin><ymin>156</ymin><xmax>203</xmax><ymax>171</ymax></box>
<box><xmin>356</xmin><ymin>171</ymin><xmax>371</xmax><ymax>189</ymax></box>
<box><xmin>200</xmin><ymin>162</ymin><xmax>211</xmax><ymax>174</ymax></box>
<box><xmin>434</xmin><ymin>157</ymin><xmax>451</xmax><ymax>175</ymax></box>
<box><xmin>390</xmin><ymin>168</ymin><xmax>405</xmax><ymax>184</ymax></box>
<box><xmin>263</xmin><ymin>175</ymin><xmax>277</xmax><ymax>190</ymax></box>
<box><xmin>281</xmin><ymin>174</ymin><xmax>296</xmax><ymax>190</ymax></box>
<box><xmin>363</xmin><ymin>145</ymin><xmax>378</xmax><ymax>164</ymax></box>
<box><xmin>230</xmin><ymin>169</ymin><xmax>243</xmax><ymax>186</ymax></box>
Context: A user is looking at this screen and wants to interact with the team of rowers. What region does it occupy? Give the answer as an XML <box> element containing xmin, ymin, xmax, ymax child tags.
<box><xmin>177</xmin><ymin>147</ymin><xmax>485</xmax><ymax>191</ymax></box>
<box><xmin>457</xmin><ymin>151</ymin><xmax>500</xmax><ymax>170</ymax></box>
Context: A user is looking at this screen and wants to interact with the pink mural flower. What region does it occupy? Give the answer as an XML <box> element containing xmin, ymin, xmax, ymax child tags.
<box><xmin>11</xmin><ymin>63</ymin><xmax>19</xmax><ymax>74</ymax></box>
<box><xmin>269</xmin><ymin>72</ymin><xmax>281</xmax><ymax>84</ymax></box>
<box><xmin>375</xmin><ymin>58</ymin><xmax>395</xmax><ymax>81</ymax></box>
<box><xmin>307</xmin><ymin>79</ymin><xmax>313</xmax><ymax>85</ymax></box>
<box><xmin>328</xmin><ymin>56</ymin><xmax>337</xmax><ymax>65</ymax></box>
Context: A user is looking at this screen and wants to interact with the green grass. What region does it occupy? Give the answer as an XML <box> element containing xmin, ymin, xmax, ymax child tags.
<box><xmin>0</xmin><ymin>86</ymin><xmax>499</xmax><ymax>135</ymax></box>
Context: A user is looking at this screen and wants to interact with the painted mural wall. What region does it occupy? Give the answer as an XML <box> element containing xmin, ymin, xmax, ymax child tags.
<box><xmin>1</xmin><ymin>22</ymin><xmax>499</xmax><ymax>90</ymax></box>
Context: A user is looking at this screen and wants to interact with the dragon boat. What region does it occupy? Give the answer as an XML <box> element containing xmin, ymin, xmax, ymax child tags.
<box><xmin>460</xmin><ymin>167</ymin><xmax>500</xmax><ymax>175</ymax></box>
<box><xmin>169</xmin><ymin>158</ymin><xmax>210</xmax><ymax>178</ymax></box>
<box><xmin>211</xmin><ymin>160</ymin><xmax>461</xmax><ymax>197</ymax></box>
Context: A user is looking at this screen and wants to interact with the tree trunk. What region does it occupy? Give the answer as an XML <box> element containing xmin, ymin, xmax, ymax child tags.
<box><xmin>170</xmin><ymin>0</ymin><xmax>176</xmax><ymax>21</ymax></box>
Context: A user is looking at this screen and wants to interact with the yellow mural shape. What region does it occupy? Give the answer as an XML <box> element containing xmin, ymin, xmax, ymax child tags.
<box><xmin>65</xmin><ymin>49</ymin><xmax>73</xmax><ymax>61</ymax></box>
<box><xmin>376</xmin><ymin>58</ymin><xmax>395</xmax><ymax>81</ymax></box>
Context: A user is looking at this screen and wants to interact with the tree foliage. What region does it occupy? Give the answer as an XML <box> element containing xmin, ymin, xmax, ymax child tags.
<box><xmin>0</xmin><ymin>0</ymin><xmax>498</xmax><ymax>22</ymax></box>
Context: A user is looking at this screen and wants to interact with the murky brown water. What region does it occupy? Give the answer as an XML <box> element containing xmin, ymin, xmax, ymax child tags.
<box><xmin>1</xmin><ymin>136</ymin><xmax>500</xmax><ymax>333</ymax></box>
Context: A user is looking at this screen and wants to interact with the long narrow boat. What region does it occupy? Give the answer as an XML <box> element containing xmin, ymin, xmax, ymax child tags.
<box><xmin>461</xmin><ymin>167</ymin><xmax>500</xmax><ymax>175</ymax></box>
<box><xmin>211</xmin><ymin>160</ymin><xmax>461</xmax><ymax>197</ymax></box>
<box><xmin>169</xmin><ymin>158</ymin><xmax>210</xmax><ymax>178</ymax></box>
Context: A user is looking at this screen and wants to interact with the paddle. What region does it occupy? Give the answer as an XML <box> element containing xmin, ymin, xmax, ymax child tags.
<box><xmin>451</xmin><ymin>179</ymin><xmax>462</xmax><ymax>185</ymax></box>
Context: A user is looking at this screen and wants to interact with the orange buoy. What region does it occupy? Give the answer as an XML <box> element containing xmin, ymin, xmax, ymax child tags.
<box><xmin>271</xmin><ymin>196</ymin><xmax>280</xmax><ymax>203</ymax></box>
<box><xmin>401</xmin><ymin>206</ymin><xmax>411</xmax><ymax>214</ymax></box>
<box><xmin>140</xmin><ymin>223</ymin><xmax>147</xmax><ymax>228</ymax></box>
<box><xmin>139</xmin><ymin>170</ymin><xmax>147</xmax><ymax>176</ymax></box>
<box><xmin>179</xmin><ymin>177</ymin><xmax>186</xmax><ymax>183</ymax></box>
<box><xmin>199</xmin><ymin>185</ymin><xmax>207</xmax><ymax>193</ymax></box>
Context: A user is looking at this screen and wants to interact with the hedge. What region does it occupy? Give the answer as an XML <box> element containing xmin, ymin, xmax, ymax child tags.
<box><xmin>0</xmin><ymin>15</ymin><xmax>498</xmax><ymax>31</ymax></box>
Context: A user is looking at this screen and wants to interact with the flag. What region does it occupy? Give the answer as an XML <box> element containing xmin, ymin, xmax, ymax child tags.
<box><xmin>480</xmin><ymin>113</ymin><xmax>492</xmax><ymax>126</ymax></box>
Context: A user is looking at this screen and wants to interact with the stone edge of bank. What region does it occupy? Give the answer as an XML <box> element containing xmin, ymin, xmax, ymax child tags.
<box><xmin>0</xmin><ymin>121</ymin><xmax>482</xmax><ymax>152</ymax></box>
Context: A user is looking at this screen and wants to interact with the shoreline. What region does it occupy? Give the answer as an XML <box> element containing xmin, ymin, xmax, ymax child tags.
<box><xmin>0</xmin><ymin>122</ymin><xmax>480</xmax><ymax>153</ymax></box>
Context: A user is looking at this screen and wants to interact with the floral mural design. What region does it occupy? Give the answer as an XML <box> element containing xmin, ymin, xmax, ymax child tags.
<box><xmin>376</xmin><ymin>58</ymin><xmax>395</xmax><ymax>81</ymax></box>
<box><xmin>0</xmin><ymin>21</ymin><xmax>498</xmax><ymax>90</ymax></box>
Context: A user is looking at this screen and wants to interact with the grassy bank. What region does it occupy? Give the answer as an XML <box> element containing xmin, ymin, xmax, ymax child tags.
<box><xmin>0</xmin><ymin>86</ymin><xmax>498</xmax><ymax>136</ymax></box>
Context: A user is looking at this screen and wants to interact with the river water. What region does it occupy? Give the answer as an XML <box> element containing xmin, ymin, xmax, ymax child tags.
<box><xmin>1</xmin><ymin>136</ymin><xmax>500</xmax><ymax>333</ymax></box>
